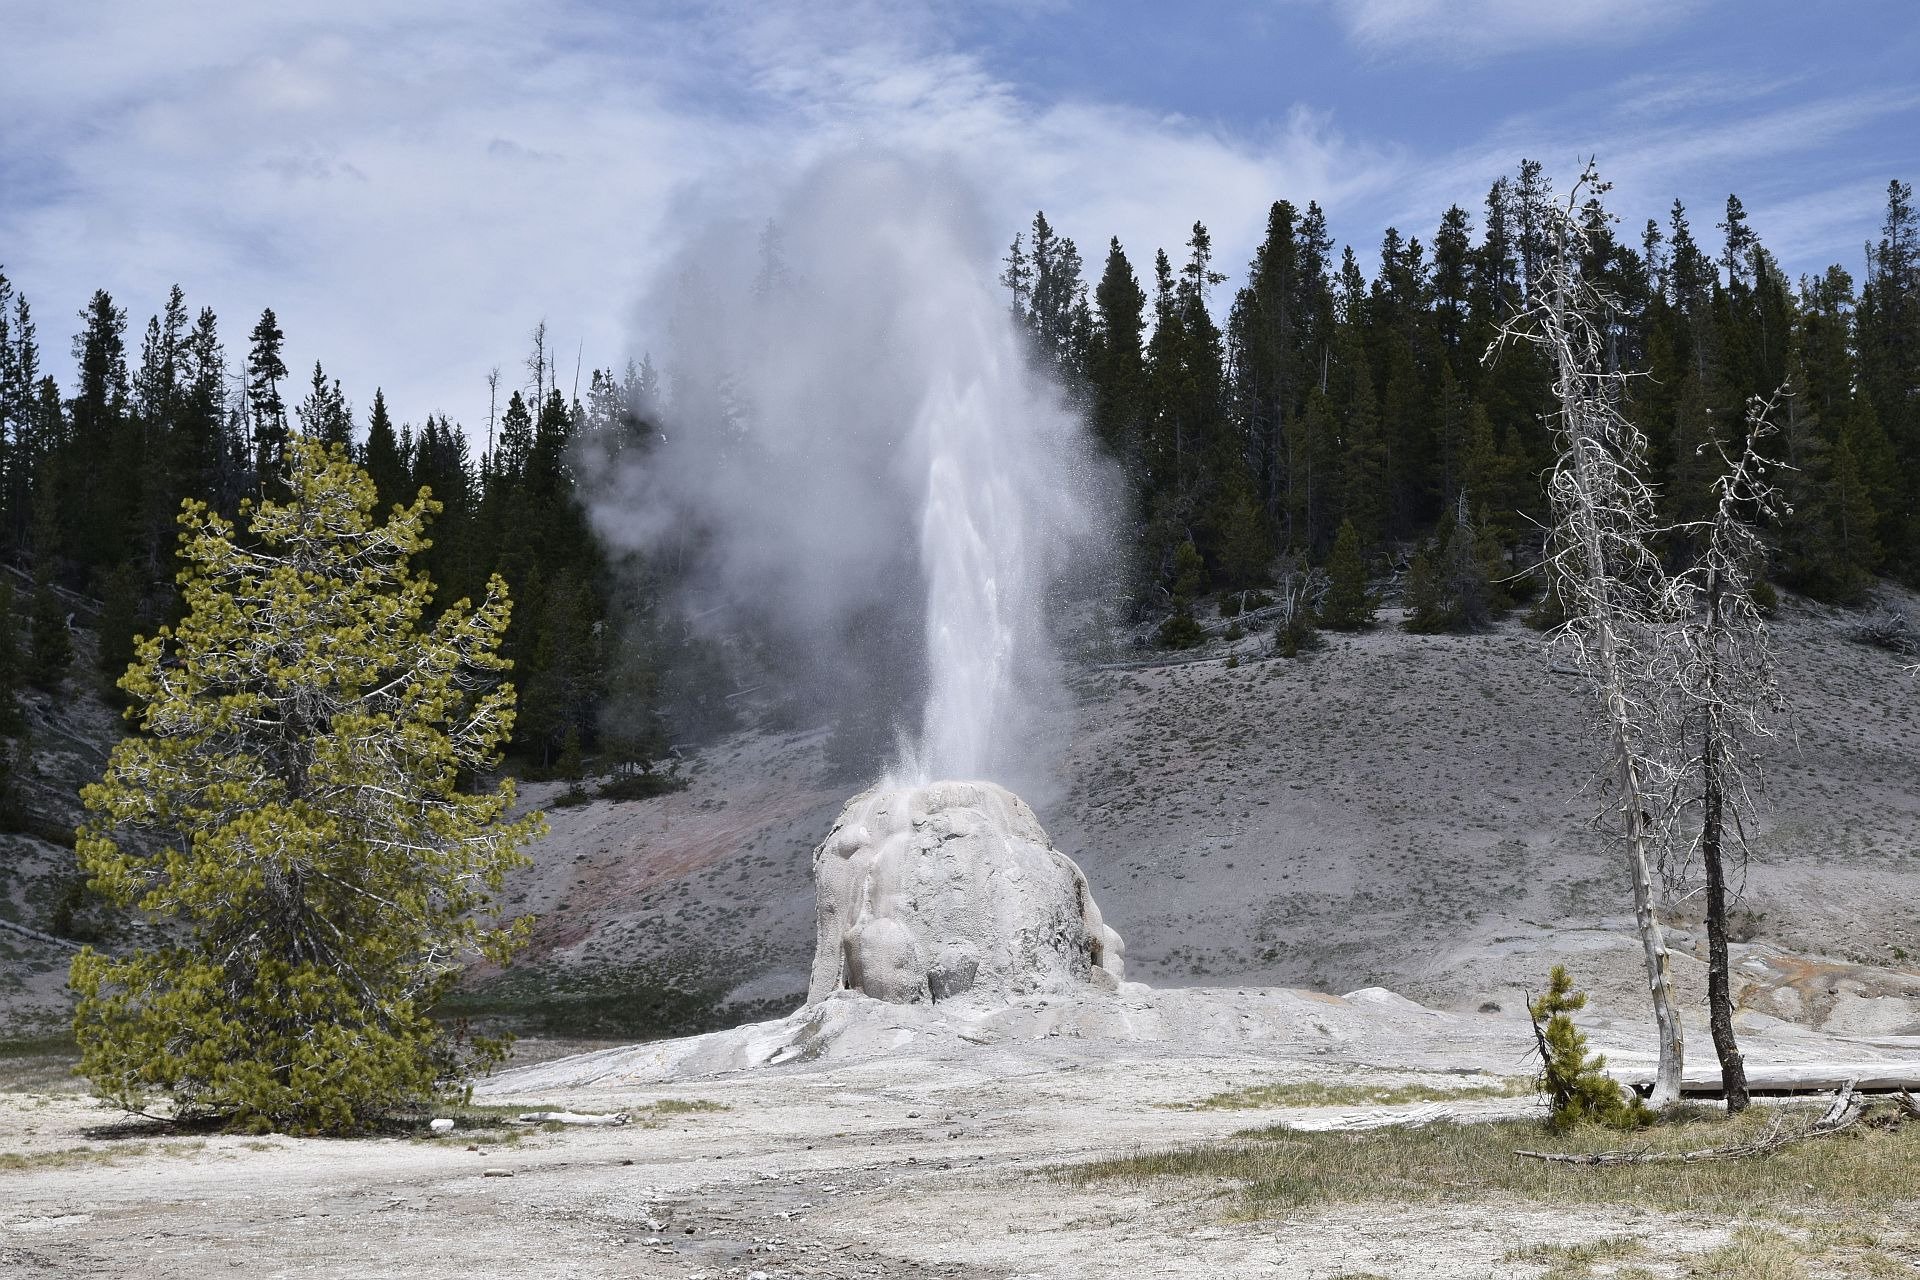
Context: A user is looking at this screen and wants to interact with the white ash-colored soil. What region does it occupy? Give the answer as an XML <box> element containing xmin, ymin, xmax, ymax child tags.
<box><xmin>5</xmin><ymin>1027</ymin><xmax>1915</xmax><ymax>1280</ymax></box>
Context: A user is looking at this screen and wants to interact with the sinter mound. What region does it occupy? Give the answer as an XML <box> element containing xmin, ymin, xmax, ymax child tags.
<box><xmin>809</xmin><ymin>779</ymin><xmax>1127</xmax><ymax>1007</ymax></box>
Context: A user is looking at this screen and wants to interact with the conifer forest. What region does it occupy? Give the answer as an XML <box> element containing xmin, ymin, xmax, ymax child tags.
<box><xmin>2</xmin><ymin>169</ymin><xmax>1915</xmax><ymax>776</ymax></box>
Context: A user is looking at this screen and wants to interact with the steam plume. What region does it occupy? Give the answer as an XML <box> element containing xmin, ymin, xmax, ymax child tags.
<box><xmin>589</xmin><ymin>151</ymin><xmax>1112</xmax><ymax>787</ymax></box>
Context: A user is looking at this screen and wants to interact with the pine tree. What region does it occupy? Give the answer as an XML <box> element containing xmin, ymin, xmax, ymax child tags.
<box><xmin>172</xmin><ymin>306</ymin><xmax>229</xmax><ymax>512</ymax></box>
<box><xmin>1858</xmin><ymin>180</ymin><xmax>1920</xmax><ymax>568</ymax></box>
<box><xmin>246</xmin><ymin>308</ymin><xmax>290</xmax><ymax>486</ymax></box>
<box><xmin>64</xmin><ymin>289</ymin><xmax>132</xmax><ymax>570</ymax></box>
<box><xmin>1087</xmin><ymin>238</ymin><xmax>1147</xmax><ymax>470</ymax></box>
<box><xmin>95</xmin><ymin>560</ymin><xmax>142</xmax><ymax>692</ymax></box>
<box><xmin>1338</xmin><ymin>359</ymin><xmax>1388</xmax><ymax>545</ymax></box>
<box><xmin>1229</xmin><ymin>200</ymin><xmax>1305</xmax><ymax>535</ymax></box>
<box><xmin>1528</xmin><ymin>966</ymin><xmax>1651</xmax><ymax>1132</ymax></box>
<box><xmin>0</xmin><ymin>579</ymin><xmax>24</xmax><ymax>736</ymax></box>
<box><xmin>133</xmin><ymin>285</ymin><xmax>191</xmax><ymax>569</ymax></box>
<box><xmin>70</xmin><ymin>439</ymin><xmax>543</xmax><ymax>1132</ymax></box>
<box><xmin>1214</xmin><ymin>481</ymin><xmax>1270</xmax><ymax>590</ymax></box>
<box><xmin>294</xmin><ymin>361</ymin><xmax>354</xmax><ymax>448</ymax></box>
<box><xmin>361</xmin><ymin>389</ymin><xmax>410</xmax><ymax>510</ymax></box>
<box><xmin>1401</xmin><ymin>539</ymin><xmax>1450</xmax><ymax>634</ymax></box>
<box><xmin>1319</xmin><ymin>519</ymin><xmax>1374</xmax><ymax>630</ymax></box>
<box><xmin>1157</xmin><ymin>540</ymin><xmax>1206</xmax><ymax>649</ymax></box>
<box><xmin>1445</xmin><ymin>505</ymin><xmax>1508</xmax><ymax>629</ymax></box>
<box><xmin>1009</xmin><ymin>211</ymin><xmax>1091</xmax><ymax>383</ymax></box>
<box><xmin>27</xmin><ymin>576</ymin><xmax>71</xmax><ymax>690</ymax></box>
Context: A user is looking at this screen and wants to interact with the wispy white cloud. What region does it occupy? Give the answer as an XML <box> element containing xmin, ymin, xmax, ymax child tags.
<box><xmin>1317</xmin><ymin>0</ymin><xmax>1710</xmax><ymax>62</ymax></box>
<box><xmin>2</xmin><ymin>0</ymin><xmax>1909</xmax><ymax>429</ymax></box>
<box><xmin>1365</xmin><ymin>70</ymin><xmax>1916</xmax><ymax>269</ymax></box>
<box><xmin>1</xmin><ymin>1</ymin><xmax>1402</xmax><ymax>423</ymax></box>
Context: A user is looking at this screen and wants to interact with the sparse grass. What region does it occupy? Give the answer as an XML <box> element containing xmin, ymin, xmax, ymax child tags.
<box><xmin>1059</xmin><ymin>1106</ymin><xmax>1920</xmax><ymax>1220</ymax></box>
<box><xmin>1505</xmin><ymin>1234</ymin><xmax>1646</xmax><ymax>1278</ymax></box>
<box><xmin>0</xmin><ymin>1032</ymin><xmax>77</xmax><ymax>1059</ymax></box>
<box><xmin>1171</xmin><ymin>1076</ymin><xmax>1532</xmax><ymax>1111</ymax></box>
<box><xmin>645</xmin><ymin>1098</ymin><xmax>727</xmax><ymax>1114</ymax></box>
<box><xmin>0</xmin><ymin>1033</ymin><xmax>82</xmax><ymax>1092</ymax></box>
<box><xmin>1687</xmin><ymin>1226</ymin><xmax>1806</xmax><ymax>1279</ymax></box>
<box><xmin>0</xmin><ymin>1139</ymin><xmax>205</xmax><ymax>1174</ymax></box>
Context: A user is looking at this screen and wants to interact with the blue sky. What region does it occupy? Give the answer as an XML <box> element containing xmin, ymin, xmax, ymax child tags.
<box><xmin>4</xmin><ymin>0</ymin><xmax>1915</xmax><ymax>429</ymax></box>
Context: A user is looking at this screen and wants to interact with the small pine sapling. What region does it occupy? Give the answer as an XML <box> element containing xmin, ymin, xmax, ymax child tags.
<box><xmin>1157</xmin><ymin>541</ymin><xmax>1207</xmax><ymax>649</ymax></box>
<box><xmin>1401</xmin><ymin>540</ymin><xmax>1451</xmax><ymax>633</ymax></box>
<box><xmin>1528</xmin><ymin>965</ymin><xmax>1652</xmax><ymax>1132</ymax></box>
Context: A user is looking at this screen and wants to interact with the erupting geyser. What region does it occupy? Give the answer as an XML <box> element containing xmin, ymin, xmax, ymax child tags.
<box><xmin>593</xmin><ymin>152</ymin><xmax>1125</xmax><ymax>1012</ymax></box>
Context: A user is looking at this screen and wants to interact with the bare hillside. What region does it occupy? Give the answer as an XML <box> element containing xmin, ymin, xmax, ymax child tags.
<box><xmin>469</xmin><ymin>589</ymin><xmax>1920</xmax><ymax>1041</ymax></box>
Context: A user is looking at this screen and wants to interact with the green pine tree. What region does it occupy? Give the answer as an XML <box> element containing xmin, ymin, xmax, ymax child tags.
<box><xmin>0</xmin><ymin>579</ymin><xmax>24</xmax><ymax>736</ymax></box>
<box><xmin>27</xmin><ymin>578</ymin><xmax>71</xmax><ymax>690</ymax></box>
<box><xmin>1401</xmin><ymin>539</ymin><xmax>1451</xmax><ymax>634</ymax></box>
<box><xmin>361</xmin><ymin>389</ymin><xmax>411</xmax><ymax>511</ymax></box>
<box><xmin>1157</xmin><ymin>540</ymin><xmax>1207</xmax><ymax>649</ymax></box>
<box><xmin>1319</xmin><ymin>519</ymin><xmax>1375</xmax><ymax>630</ymax></box>
<box><xmin>1529</xmin><ymin>965</ymin><xmax>1653</xmax><ymax>1132</ymax></box>
<box><xmin>70</xmin><ymin>438</ymin><xmax>544</xmax><ymax>1133</ymax></box>
<box><xmin>95</xmin><ymin>560</ymin><xmax>143</xmax><ymax>691</ymax></box>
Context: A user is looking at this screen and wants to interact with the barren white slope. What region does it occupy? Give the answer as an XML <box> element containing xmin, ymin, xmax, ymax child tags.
<box><xmin>488</xmin><ymin>594</ymin><xmax>1920</xmax><ymax>1044</ymax></box>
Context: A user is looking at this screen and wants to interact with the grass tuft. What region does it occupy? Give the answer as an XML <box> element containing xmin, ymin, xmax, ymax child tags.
<box><xmin>1060</xmin><ymin>1106</ymin><xmax>1920</xmax><ymax>1220</ymax></box>
<box><xmin>1173</xmin><ymin>1076</ymin><xmax>1531</xmax><ymax>1111</ymax></box>
<box><xmin>1505</xmin><ymin>1234</ymin><xmax>1647</xmax><ymax>1278</ymax></box>
<box><xmin>1687</xmin><ymin>1227</ymin><xmax>1805</xmax><ymax>1279</ymax></box>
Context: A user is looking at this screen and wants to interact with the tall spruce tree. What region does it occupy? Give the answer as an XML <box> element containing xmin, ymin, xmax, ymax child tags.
<box><xmin>246</xmin><ymin>308</ymin><xmax>290</xmax><ymax>488</ymax></box>
<box><xmin>1087</xmin><ymin>238</ymin><xmax>1147</xmax><ymax>471</ymax></box>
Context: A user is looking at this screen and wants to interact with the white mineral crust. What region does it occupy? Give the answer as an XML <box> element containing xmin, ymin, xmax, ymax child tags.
<box><xmin>807</xmin><ymin>779</ymin><xmax>1126</xmax><ymax>1008</ymax></box>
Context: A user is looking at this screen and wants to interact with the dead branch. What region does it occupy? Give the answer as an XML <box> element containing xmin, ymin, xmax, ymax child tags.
<box><xmin>515</xmin><ymin>1110</ymin><xmax>631</xmax><ymax>1127</ymax></box>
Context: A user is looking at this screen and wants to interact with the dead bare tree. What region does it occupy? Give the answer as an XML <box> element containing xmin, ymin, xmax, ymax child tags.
<box><xmin>1661</xmin><ymin>394</ymin><xmax>1787</xmax><ymax>1113</ymax></box>
<box><xmin>1490</xmin><ymin>163</ymin><xmax>1687</xmax><ymax>1106</ymax></box>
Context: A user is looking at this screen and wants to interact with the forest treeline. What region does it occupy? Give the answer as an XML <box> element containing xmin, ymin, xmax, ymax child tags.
<box><xmin>0</xmin><ymin>163</ymin><xmax>1914</xmax><ymax>772</ymax></box>
<box><xmin>1010</xmin><ymin>166</ymin><xmax>1919</xmax><ymax>627</ymax></box>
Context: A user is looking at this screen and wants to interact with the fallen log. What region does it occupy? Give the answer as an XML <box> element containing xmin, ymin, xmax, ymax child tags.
<box><xmin>1515</xmin><ymin>1079</ymin><xmax>1884</xmax><ymax>1166</ymax></box>
<box><xmin>515</xmin><ymin>1110</ymin><xmax>630</xmax><ymax>1127</ymax></box>
<box><xmin>1610</xmin><ymin>1061</ymin><xmax>1920</xmax><ymax>1097</ymax></box>
<box><xmin>0</xmin><ymin>918</ymin><xmax>83</xmax><ymax>952</ymax></box>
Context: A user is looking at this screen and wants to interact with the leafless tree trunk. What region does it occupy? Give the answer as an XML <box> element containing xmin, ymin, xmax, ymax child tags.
<box><xmin>1491</xmin><ymin>164</ymin><xmax>1685</xmax><ymax>1106</ymax></box>
<box><xmin>1698</xmin><ymin>566</ymin><xmax>1744</xmax><ymax>1110</ymax></box>
<box><xmin>1665</xmin><ymin>394</ymin><xmax>1786</xmax><ymax>1113</ymax></box>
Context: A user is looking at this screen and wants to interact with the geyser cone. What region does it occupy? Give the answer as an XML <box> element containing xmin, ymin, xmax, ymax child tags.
<box><xmin>808</xmin><ymin>779</ymin><xmax>1125</xmax><ymax>1007</ymax></box>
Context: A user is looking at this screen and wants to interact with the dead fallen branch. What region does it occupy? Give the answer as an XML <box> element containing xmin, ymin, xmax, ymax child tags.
<box><xmin>515</xmin><ymin>1110</ymin><xmax>630</xmax><ymax>1127</ymax></box>
<box><xmin>1513</xmin><ymin>1080</ymin><xmax>1890</xmax><ymax>1166</ymax></box>
<box><xmin>0</xmin><ymin>917</ymin><xmax>85</xmax><ymax>951</ymax></box>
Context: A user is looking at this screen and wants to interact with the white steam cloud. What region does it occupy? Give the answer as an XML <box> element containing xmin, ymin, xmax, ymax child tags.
<box><xmin>589</xmin><ymin>151</ymin><xmax>1114</xmax><ymax>787</ymax></box>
